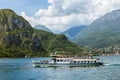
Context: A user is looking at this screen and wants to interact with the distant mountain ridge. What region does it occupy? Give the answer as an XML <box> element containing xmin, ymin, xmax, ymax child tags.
<box><xmin>61</xmin><ymin>25</ymin><xmax>87</xmax><ymax>40</ymax></box>
<box><xmin>75</xmin><ymin>9</ymin><xmax>120</xmax><ymax>48</ymax></box>
<box><xmin>34</xmin><ymin>25</ymin><xmax>52</xmax><ymax>32</ymax></box>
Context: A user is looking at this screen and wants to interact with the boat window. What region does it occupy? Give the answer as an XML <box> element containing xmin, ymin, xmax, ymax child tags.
<box><xmin>60</xmin><ymin>60</ymin><xmax>63</xmax><ymax>62</ymax></box>
<box><xmin>53</xmin><ymin>59</ymin><xmax>56</xmax><ymax>62</ymax></box>
<box><xmin>67</xmin><ymin>59</ymin><xmax>69</xmax><ymax>61</ymax></box>
<box><xmin>81</xmin><ymin>61</ymin><xmax>83</xmax><ymax>63</ymax></box>
<box><xmin>74</xmin><ymin>61</ymin><xmax>76</xmax><ymax>63</ymax></box>
<box><xmin>91</xmin><ymin>61</ymin><xmax>93</xmax><ymax>63</ymax></box>
<box><xmin>94</xmin><ymin>61</ymin><xmax>96</xmax><ymax>63</ymax></box>
<box><xmin>64</xmin><ymin>60</ymin><xmax>66</xmax><ymax>62</ymax></box>
<box><xmin>57</xmin><ymin>60</ymin><xmax>59</xmax><ymax>62</ymax></box>
<box><xmin>87</xmin><ymin>61</ymin><xmax>89</xmax><ymax>63</ymax></box>
<box><xmin>84</xmin><ymin>61</ymin><xmax>86</xmax><ymax>63</ymax></box>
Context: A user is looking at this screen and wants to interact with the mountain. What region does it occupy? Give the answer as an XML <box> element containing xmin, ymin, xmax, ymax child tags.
<box><xmin>0</xmin><ymin>9</ymin><xmax>45</xmax><ymax>57</ymax></box>
<box><xmin>0</xmin><ymin>9</ymin><xmax>83</xmax><ymax>57</ymax></box>
<box><xmin>75</xmin><ymin>9</ymin><xmax>120</xmax><ymax>48</ymax></box>
<box><xmin>34</xmin><ymin>25</ymin><xmax>52</xmax><ymax>32</ymax></box>
<box><xmin>61</xmin><ymin>25</ymin><xmax>87</xmax><ymax>40</ymax></box>
<box><xmin>34</xmin><ymin>29</ymin><xmax>83</xmax><ymax>54</ymax></box>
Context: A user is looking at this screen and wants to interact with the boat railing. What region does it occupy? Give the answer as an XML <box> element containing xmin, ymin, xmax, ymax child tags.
<box><xmin>73</xmin><ymin>56</ymin><xmax>100</xmax><ymax>60</ymax></box>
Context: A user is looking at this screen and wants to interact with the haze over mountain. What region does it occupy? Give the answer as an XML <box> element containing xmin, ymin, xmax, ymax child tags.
<box><xmin>62</xmin><ymin>25</ymin><xmax>87</xmax><ymax>40</ymax></box>
<box><xmin>34</xmin><ymin>25</ymin><xmax>52</xmax><ymax>32</ymax></box>
<box><xmin>0</xmin><ymin>9</ymin><xmax>82</xmax><ymax>57</ymax></box>
<box><xmin>75</xmin><ymin>9</ymin><xmax>120</xmax><ymax>48</ymax></box>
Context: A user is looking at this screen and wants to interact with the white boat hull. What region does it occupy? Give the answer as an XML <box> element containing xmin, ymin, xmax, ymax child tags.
<box><xmin>32</xmin><ymin>61</ymin><xmax>103</xmax><ymax>67</ymax></box>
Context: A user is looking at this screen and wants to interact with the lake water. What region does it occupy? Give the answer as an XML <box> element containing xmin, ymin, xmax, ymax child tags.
<box><xmin>0</xmin><ymin>56</ymin><xmax>120</xmax><ymax>80</ymax></box>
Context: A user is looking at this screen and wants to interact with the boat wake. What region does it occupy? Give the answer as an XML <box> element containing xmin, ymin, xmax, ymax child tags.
<box><xmin>104</xmin><ymin>63</ymin><xmax>120</xmax><ymax>66</ymax></box>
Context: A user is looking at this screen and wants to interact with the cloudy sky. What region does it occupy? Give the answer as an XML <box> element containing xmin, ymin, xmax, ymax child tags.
<box><xmin>1</xmin><ymin>0</ymin><xmax>120</xmax><ymax>33</ymax></box>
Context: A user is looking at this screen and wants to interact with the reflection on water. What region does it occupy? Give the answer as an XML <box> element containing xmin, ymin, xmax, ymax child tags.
<box><xmin>0</xmin><ymin>56</ymin><xmax>120</xmax><ymax>80</ymax></box>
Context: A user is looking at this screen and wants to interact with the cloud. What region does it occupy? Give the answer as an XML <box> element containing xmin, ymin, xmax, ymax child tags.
<box><xmin>20</xmin><ymin>0</ymin><xmax>120</xmax><ymax>33</ymax></box>
<box><xmin>20</xmin><ymin>12</ymin><xmax>39</xmax><ymax>26</ymax></box>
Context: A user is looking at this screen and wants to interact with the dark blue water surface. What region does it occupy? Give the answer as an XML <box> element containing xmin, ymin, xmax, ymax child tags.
<box><xmin>0</xmin><ymin>56</ymin><xmax>120</xmax><ymax>80</ymax></box>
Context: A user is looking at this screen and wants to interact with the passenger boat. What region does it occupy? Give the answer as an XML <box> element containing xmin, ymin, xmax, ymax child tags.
<box><xmin>32</xmin><ymin>55</ymin><xmax>103</xmax><ymax>67</ymax></box>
